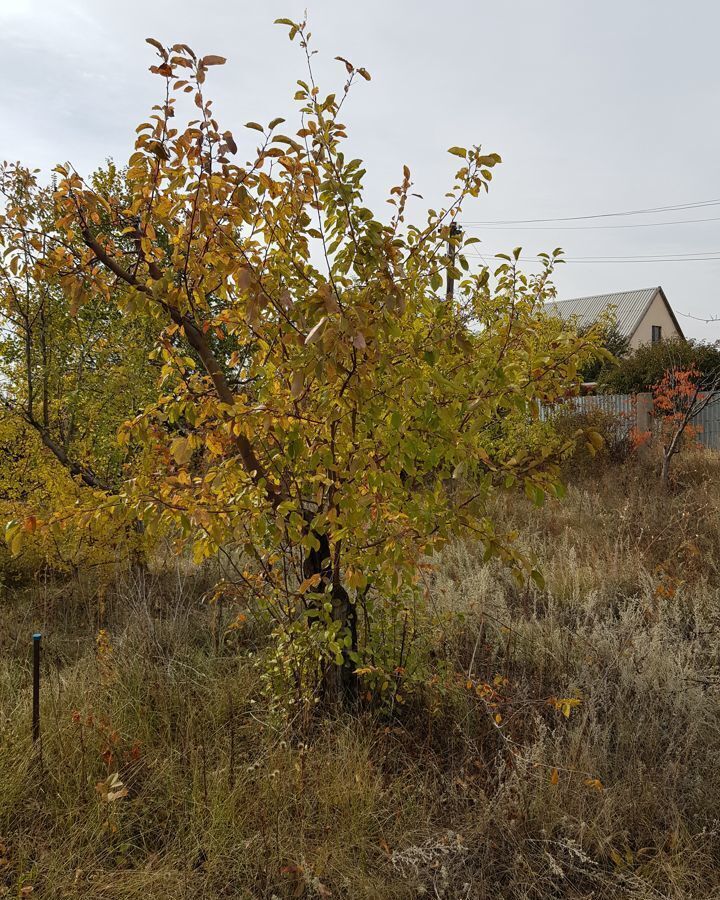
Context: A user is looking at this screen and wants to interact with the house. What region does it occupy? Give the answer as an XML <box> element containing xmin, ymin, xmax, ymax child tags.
<box><xmin>548</xmin><ymin>286</ymin><xmax>685</xmax><ymax>350</ymax></box>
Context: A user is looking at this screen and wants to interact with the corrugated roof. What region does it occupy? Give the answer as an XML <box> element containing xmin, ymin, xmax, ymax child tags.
<box><xmin>547</xmin><ymin>287</ymin><xmax>659</xmax><ymax>338</ymax></box>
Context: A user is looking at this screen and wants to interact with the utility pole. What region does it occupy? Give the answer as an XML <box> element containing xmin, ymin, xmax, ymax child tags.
<box><xmin>445</xmin><ymin>222</ymin><xmax>462</xmax><ymax>301</ymax></box>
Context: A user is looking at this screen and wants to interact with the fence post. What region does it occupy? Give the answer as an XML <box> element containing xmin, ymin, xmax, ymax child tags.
<box><xmin>636</xmin><ymin>392</ymin><xmax>653</xmax><ymax>434</ymax></box>
<box><xmin>32</xmin><ymin>632</ymin><xmax>41</xmax><ymax>745</ymax></box>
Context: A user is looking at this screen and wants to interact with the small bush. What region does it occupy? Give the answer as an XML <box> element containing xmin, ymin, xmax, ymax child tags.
<box><xmin>549</xmin><ymin>406</ymin><xmax>634</xmax><ymax>468</ymax></box>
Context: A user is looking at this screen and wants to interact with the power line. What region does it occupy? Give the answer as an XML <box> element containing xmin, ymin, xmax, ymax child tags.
<box><xmin>466</xmin><ymin>250</ymin><xmax>720</xmax><ymax>265</ymax></box>
<box><xmin>463</xmin><ymin>215</ymin><xmax>720</xmax><ymax>231</ymax></box>
<box><xmin>464</xmin><ymin>197</ymin><xmax>720</xmax><ymax>226</ymax></box>
<box><xmin>473</xmin><ymin>248</ymin><xmax>720</xmax><ymax>260</ymax></box>
<box><xmin>549</xmin><ymin>258</ymin><xmax>720</xmax><ymax>264</ymax></box>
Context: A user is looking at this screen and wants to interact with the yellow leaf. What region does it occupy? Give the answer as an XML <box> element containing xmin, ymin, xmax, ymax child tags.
<box><xmin>298</xmin><ymin>573</ymin><xmax>321</xmax><ymax>593</ymax></box>
<box><xmin>170</xmin><ymin>437</ymin><xmax>193</xmax><ymax>466</ymax></box>
<box><xmin>560</xmin><ymin>698</ymin><xmax>581</xmax><ymax>718</ymax></box>
<box><xmin>206</xmin><ymin>434</ymin><xmax>224</xmax><ymax>456</ymax></box>
<box><xmin>10</xmin><ymin>529</ymin><xmax>23</xmax><ymax>556</ymax></box>
<box><xmin>291</xmin><ymin>370</ymin><xmax>304</xmax><ymax>400</ymax></box>
<box><xmin>549</xmin><ymin>696</ymin><xmax>582</xmax><ymax>718</ymax></box>
<box><xmin>550</xmin><ymin>767</ymin><xmax>559</xmax><ymax>786</ymax></box>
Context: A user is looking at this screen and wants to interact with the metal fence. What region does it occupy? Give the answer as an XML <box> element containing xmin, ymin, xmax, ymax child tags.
<box><xmin>540</xmin><ymin>392</ymin><xmax>720</xmax><ymax>450</ymax></box>
<box><xmin>690</xmin><ymin>394</ymin><xmax>720</xmax><ymax>450</ymax></box>
<box><xmin>539</xmin><ymin>393</ymin><xmax>637</xmax><ymax>440</ymax></box>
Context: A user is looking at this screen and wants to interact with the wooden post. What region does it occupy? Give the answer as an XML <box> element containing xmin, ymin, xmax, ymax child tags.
<box><xmin>32</xmin><ymin>633</ymin><xmax>41</xmax><ymax>744</ymax></box>
<box><xmin>446</xmin><ymin>222</ymin><xmax>462</xmax><ymax>301</ymax></box>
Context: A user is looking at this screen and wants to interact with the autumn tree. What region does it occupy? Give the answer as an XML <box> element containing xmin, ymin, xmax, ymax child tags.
<box><xmin>1</xmin><ymin>20</ymin><xmax>602</xmax><ymax>706</ymax></box>
<box><xmin>651</xmin><ymin>365</ymin><xmax>720</xmax><ymax>487</ymax></box>
<box><xmin>0</xmin><ymin>163</ymin><xmax>158</xmax><ymax>492</ymax></box>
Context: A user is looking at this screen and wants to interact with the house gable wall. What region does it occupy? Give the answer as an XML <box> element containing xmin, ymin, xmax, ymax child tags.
<box><xmin>629</xmin><ymin>292</ymin><xmax>682</xmax><ymax>349</ymax></box>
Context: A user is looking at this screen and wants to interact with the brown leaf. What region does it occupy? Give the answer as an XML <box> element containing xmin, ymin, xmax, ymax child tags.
<box><xmin>145</xmin><ymin>37</ymin><xmax>166</xmax><ymax>56</ymax></box>
<box><xmin>171</xmin><ymin>43</ymin><xmax>196</xmax><ymax>60</ymax></box>
<box><xmin>335</xmin><ymin>56</ymin><xmax>354</xmax><ymax>74</ymax></box>
<box><xmin>201</xmin><ymin>55</ymin><xmax>227</xmax><ymax>67</ymax></box>
<box><xmin>319</xmin><ymin>283</ymin><xmax>340</xmax><ymax>314</ymax></box>
<box><xmin>147</xmin><ymin>141</ymin><xmax>170</xmax><ymax>161</ymax></box>
<box><xmin>237</xmin><ymin>267</ymin><xmax>252</xmax><ymax>291</ymax></box>
<box><xmin>95</xmin><ymin>772</ymin><xmax>128</xmax><ymax>803</ymax></box>
<box><xmin>224</xmin><ymin>131</ymin><xmax>238</xmax><ymax>154</ymax></box>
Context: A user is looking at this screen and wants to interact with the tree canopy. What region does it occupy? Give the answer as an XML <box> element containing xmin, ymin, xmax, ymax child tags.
<box><xmin>0</xmin><ymin>20</ymin><xmax>602</xmax><ymax>705</ymax></box>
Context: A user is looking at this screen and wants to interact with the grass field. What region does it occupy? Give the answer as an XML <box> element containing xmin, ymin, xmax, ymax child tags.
<box><xmin>2</xmin><ymin>452</ymin><xmax>720</xmax><ymax>898</ymax></box>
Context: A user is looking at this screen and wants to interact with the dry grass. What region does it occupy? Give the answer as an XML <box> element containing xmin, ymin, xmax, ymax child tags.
<box><xmin>2</xmin><ymin>453</ymin><xmax>720</xmax><ymax>898</ymax></box>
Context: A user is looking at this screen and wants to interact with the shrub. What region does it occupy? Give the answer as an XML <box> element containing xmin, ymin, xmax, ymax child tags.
<box><xmin>547</xmin><ymin>405</ymin><xmax>634</xmax><ymax>469</ymax></box>
<box><xmin>599</xmin><ymin>337</ymin><xmax>720</xmax><ymax>394</ymax></box>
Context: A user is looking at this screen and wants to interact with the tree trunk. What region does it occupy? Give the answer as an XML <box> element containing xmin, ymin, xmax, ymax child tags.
<box><xmin>660</xmin><ymin>450</ymin><xmax>671</xmax><ymax>489</ymax></box>
<box><xmin>303</xmin><ymin>531</ymin><xmax>358</xmax><ymax>707</ymax></box>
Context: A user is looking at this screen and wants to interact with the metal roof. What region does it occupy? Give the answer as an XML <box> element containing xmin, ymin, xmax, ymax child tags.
<box><xmin>547</xmin><ymin>287</ymin><xmax>660</xmax><ymax>338</ymax></box>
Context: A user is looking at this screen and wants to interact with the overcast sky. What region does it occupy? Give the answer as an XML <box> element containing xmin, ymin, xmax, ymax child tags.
<box><xmin>2</xmin><ymin>0</ymin><xmax>719</xmax><ymax>339</ymax></box>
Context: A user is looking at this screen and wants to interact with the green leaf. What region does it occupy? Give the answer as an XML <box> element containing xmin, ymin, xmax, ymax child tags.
<box><xmin>448</xmin><ymin>147</ymin><xmax>467</xmax><ymax>158</ymax></box>
<box><xmin>244</xmin><ymin>122</ymin><xmax>264</xmax><ymax>132</ymax></box>
<box><xmin>530</xmin><ymin>569</ymin><xmax>545</xmax><ymax>590</ymax></box>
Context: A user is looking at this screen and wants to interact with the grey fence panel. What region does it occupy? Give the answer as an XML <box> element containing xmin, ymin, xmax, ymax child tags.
<box><xmin>691</xmin><ymin>393</ymin><xmax>720</xmax><ymax>450</ymax></box>
<box><xmin>540</xmin><ymin>394</ymin><xmax>636</xmax><ymax>436</ymax></box>
<box><xmin>540</xmin><ymin>392</ymin><xmax>720</xmax><ymax>450</ymax></box>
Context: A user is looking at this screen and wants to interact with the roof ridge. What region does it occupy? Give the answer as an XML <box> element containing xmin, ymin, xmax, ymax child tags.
<box><xmin>549</xmin><ymin>286</ymin><xmax>657</xmax><ymax>304</ymax></box>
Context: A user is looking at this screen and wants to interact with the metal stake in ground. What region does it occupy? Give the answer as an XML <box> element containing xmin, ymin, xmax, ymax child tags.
<box><xmin>32</xmin><ymin>632</ymin><xmax>41</xmax><ymax>744</ymax></box>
